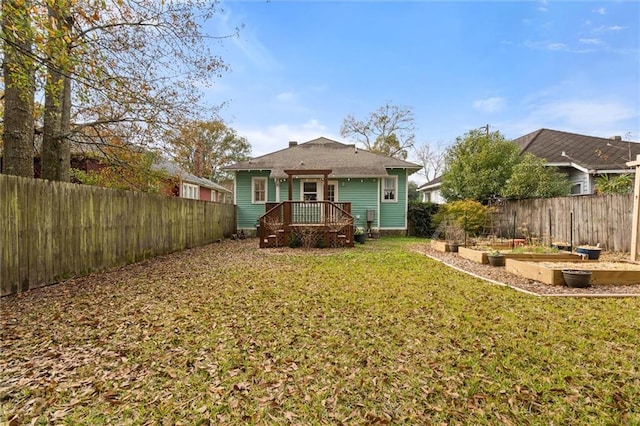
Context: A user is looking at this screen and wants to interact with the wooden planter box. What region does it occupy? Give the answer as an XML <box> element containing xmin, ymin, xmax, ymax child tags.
<box><xmin>430</xmin><ymin>240</ymin><xmax>450</xmax><ymax>252</ymax></box>
<box><xmin>458</xmin><ymin>246</ymin><xmax>584</xmax><ymax>265</ymax></box>
<box><xmin>505</xmin><ymin>259</ymin><xmax>640</xmax><ymax>286</ymax></box>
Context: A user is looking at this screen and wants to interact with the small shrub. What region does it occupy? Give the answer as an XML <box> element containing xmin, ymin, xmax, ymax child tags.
<box><xmin>407</xmin><ymin>201</ymin><xmax>439</xmax><ymax>237</ymax></box>
<box><xmin>434</xmin><ymin>200</ymin><xmax>490</xmax><ymax>236</ymax></box>
<box><xmin>288</xmin><ymin>233</ymin><xmax>301</xmax><ymax>248</ymax></box>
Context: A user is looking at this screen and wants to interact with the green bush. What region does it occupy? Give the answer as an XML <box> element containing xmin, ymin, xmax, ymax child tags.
<box><xmin>407</xmin><ymin>201</ymin><xmax>440</xmax><ymax>237</ymax></box>
<box><xmin>434</xmin><ymin>200</ymin><xmax>489</xmax><ymax>236</ymax></box>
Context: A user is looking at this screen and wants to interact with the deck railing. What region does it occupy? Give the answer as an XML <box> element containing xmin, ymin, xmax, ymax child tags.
<box><xmin>259</xmin><ymin>201</ymin><xmax>354</xmax><ymax>248</ymax></box>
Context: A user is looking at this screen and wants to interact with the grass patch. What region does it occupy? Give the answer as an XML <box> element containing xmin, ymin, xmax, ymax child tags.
<box><xmin>1</xmin><ymin>238</ymin><xmax>639</xmax><ymax>424</ymax></box>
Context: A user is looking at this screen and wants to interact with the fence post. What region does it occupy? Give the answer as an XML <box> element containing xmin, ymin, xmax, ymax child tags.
<box><xmin>627</xmin><ymin>155</ymin><xmax>640</xmax><ymax>262</ymax></box>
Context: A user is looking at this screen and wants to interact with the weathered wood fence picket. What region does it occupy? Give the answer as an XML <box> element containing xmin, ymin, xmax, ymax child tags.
<box><xmin>1</xmin><ymin>174</ymin><xmax>236</xmax><ymax>296</ymax></box>
<box><xmin>497</xmin><ymin>193</ymin><xmax>633</xmax><ymax>252</ymax></box>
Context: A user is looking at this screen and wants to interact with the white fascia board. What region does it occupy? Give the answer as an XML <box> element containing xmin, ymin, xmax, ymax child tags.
<box><xmin>591</xmin><ymin>169</ymin><xmax>635</xmax><ymax>174</ymax></box>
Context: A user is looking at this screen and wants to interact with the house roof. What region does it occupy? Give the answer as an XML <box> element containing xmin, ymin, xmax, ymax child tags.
<box><xmin>153</xmin><ymin>160</ymin><xmax>232</xmax><ymax>193</ymax></box>
<box><xmin>417</xmin><ymin>175</ymin><xmax>442</xmax><ymax>191</ymax></box>
<box><xmin>513</xmin><ymin>129</ymin><xmax>640</xmax><ymax>171</ymax></box>
<box><xmin>224</xmin><ymin>137</ymin><xmax>421</xmax><ymax>179</ymax></box>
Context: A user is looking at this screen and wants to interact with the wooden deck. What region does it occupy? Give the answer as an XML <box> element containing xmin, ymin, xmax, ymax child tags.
<box><xmin>258</xmin><ymin>201</ymin><xmax>354</xmax><ymax>248</ymax></box>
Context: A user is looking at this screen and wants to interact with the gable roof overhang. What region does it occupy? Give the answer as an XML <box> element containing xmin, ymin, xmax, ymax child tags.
<box><xmin>224</xmin><ymin>137</ymin><xmax>421</xmax><ymax>179</ymax></box>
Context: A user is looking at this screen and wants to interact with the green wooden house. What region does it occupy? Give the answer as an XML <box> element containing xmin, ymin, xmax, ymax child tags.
<box><xmin>224</xmin><ymin>137</ymin><xmax>421</xmax><ymax>247</ymax></box>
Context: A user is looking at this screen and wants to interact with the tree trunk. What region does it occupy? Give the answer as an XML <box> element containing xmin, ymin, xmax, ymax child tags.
<box><xmin>42</xmin><ymin>70</ymin><xmax>71</xmax><ymax>181</ymax></box>
<box><xmin>2</xmin><ymin>0</ymin><xmax>35</xmax><ymax>177</ymax></box>
<box><xmin>41</xmin><ymin>0</ymin><xmax>72</xmax><ymax>182</ymax></box>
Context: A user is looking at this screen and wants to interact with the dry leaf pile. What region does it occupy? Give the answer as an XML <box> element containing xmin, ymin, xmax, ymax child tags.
<box><xmin>1</xmin><ymin>238</ymin><xmax>639</xmax><ymax>424</ymax></box>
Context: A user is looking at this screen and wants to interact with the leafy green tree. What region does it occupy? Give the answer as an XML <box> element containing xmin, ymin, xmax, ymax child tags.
<box><xmin>340</xmin><ymin>102</ymin><xmax>415</xmax><ymax>159</ymax></box>
<box><xmin>407</xmin><ymin>181</ymin><xmax>420</xmax><ymax>202</ymax></box>
<box><xmin>440</xmin><ymin>129</ymin><xmax>520</xmax><ymax>203</ymax></box>
<box><xmin>503</xmin><ymin>153</ymin><xmax>571</xmax><ymax>199</ymax></box>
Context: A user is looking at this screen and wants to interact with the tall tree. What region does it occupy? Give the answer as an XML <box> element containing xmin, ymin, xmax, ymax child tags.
<box><xmin>340</xmin><ymin>102</ymin><xmax>415</xmax><ymax>159</ymax></box>
<box><xmin>167</xmin><ymin>120</ymin><xmax>251</xmax><ymax>181</ymax></box>
<box><xmin>440</xmin><ymin>129</ymin><xmax>520</xmax><ymax>203</ymax></box>
<box><xmin>502</xmin><ymin>153</ymin><xmax>571</xmax><ymax>199</ymax></box>
<box><xmin>2</xmin><ymin>0</ymin><xmax>234</xmax><ymax>180</ymax></box>
<box><xmin>41</xmin><ymin>0</ymin><xmax>73</xmax><ymax>181</ymax></box>
<box><xmin>1</xmin><ymin>0</ymin><xmax>35</xmax><ymax>177</ymax></box>
<box><xmin>413</xmin><ymin>140</ymin><xmax>446</xmax><ymax>182</ymax></box>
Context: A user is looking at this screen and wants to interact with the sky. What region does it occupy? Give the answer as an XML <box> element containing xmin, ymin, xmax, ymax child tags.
<box><xmin>203</xmin><ymin>0</ymin><xmax>640</xmax><ymax>180</ymax></box>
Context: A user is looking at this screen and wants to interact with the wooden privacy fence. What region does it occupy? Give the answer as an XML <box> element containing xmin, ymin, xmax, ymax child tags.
<box><xmin>497</xmin><ymin>193</ymin><xmax>633</xmax><ymax>252</ymax></box>
<box><xmin>1</xmin><ymin>174</ymin><xmax>236</xmax><ymax>296</ymax></box>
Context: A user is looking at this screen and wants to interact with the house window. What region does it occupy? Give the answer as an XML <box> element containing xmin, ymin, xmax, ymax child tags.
<box><xmin>571</xmin><ymin>183</ymin><xmax>582</xmax><ymax>195</ymax></box>
<box><xmin>182</xmin><ymin>183</ymin><xmax>199</xmax><ymax>200</ymax></box>
<box><xmin>303</xmin><ymin>181</ymin><xmax>318</xmax><ymax>201</ymax></box>
<box><xmin>252</xmin><ymin>177</ymin><xmax>267</xmax><ymax>203</ymax></box>
<box><xmin>382</xmin><ymin>176</ymin><xmax>398</xmax><ymax>202</ymax></box>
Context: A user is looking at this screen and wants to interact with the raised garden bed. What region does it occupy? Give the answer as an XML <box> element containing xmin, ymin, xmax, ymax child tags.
<box><xmin>505</xmin><ymin>259</ymin><xmax>640</xmax><ymax>286</ymax></box>
<box><xmin>430</xmin><ymin>240</ymin><xmax>463</xmax><ymax>253</ymax></box>
<box><xmin>458</xmin><ymin>246</ymin><xmax>583</xmax><ymax>265</ymax></box>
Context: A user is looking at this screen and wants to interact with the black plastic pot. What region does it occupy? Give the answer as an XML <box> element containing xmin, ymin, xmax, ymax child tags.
<box><xmin>487</xmin><ymin>254</ymin><xmax>506</xmax><ymax>267</ymax></box>
<box><xmin>576</xmin><ymin>247</ymin><xmax>602</xmax><ymax>260</ymax></box>
<box><xmin>562</xmin><ymin>269</ymin><xmax>592</xmax><ymax>288</ymax></box>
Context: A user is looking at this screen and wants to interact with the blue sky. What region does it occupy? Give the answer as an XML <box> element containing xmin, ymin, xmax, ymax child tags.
<box><xmin>204</xmin><ymin>0</ymin><xmax>639</xmax><ymax>173</ymax></box>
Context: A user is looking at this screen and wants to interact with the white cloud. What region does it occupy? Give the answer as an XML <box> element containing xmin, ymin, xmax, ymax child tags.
<box><xmin>579</xmin><ymin>38</ymin><xmax>603</xmax><ymax>46</ymax></box>
<box><xmin>596</xmin><ymin>25</ymin><xmax>629</xmax><ymax>32</ymax></box>
<box><xmin>547</xmin><ymin>42</ymin><xmax>568</xmax><ymax>51</ymax></box>
<box><xmin>237</xmin><ymin>119</ymin><xmax>341</xmax><ymax>157</ymax></box>
<box><xmin>275</xmin><ymin>91</ymin><xmax>297</xmax><ymax>103</ymax></box>
<box><xmin>523</xmin><ymin>40</ymin><xmax>594</xmax><ymax>53</ymax></box>
<box><xmin>472</xmin><ymin>97</ymin><xmax>507</xmax><ymax>114</ymax></box>
<box><xmin>593</xmin><ymin>7</ymin><xmax>606</xmax><ymax>15</ymax></box>
<box><xmin>536</xmin><ymin>100</ymin><xmax>636</xmax><ymax>127</ymax></box>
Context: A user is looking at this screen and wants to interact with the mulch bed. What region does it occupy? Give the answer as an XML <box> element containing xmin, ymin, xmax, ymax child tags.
<box><xmin>411</xmin><ymin>243</ymin><xmax>640</xmax><ymax>297</ymax></box>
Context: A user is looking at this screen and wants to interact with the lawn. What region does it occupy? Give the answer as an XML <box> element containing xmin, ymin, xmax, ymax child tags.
<box><xmin>1</xmin><ymin>238</ymin><xmax>638</xmax><ymax>425</ymax></box>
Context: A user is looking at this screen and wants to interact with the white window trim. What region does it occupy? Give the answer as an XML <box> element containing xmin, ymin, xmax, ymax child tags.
<box><xmin>300</xmin><ymin>179</ymin><xmax>321</xmax><ymax>201</ymax></box>
<box><xmin>182</xmin><ymin>183</ymin><xmax>199</xmax><ymax>200</ymax></box>
<box><xmin>252</xmin><ymin>176</ymin><xmax>267</xmax><ymax>204</ymax></box>
<box><xmin>327</xmin><ymin>180</ymin><xmax>338</xmax><ymax>202</ymax></box>
<box><xmin>382</xmin><ymin>176</ymin><xmax>398</xmax><ymax>203</ymax></box>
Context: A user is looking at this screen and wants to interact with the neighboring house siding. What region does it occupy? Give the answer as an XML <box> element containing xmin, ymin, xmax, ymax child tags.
<box><xmin>421</xmin><ymin>189</ymin><xmax>445</xmax><ymax>204</ymax></box>
<box><xmin>562</xmin><ymin>168</ymin><xmax>590</xmax><ymax>195</ymax></box>
<box><xmin>236</xmin><ymin>171</ymin><xmax>272</xmax><ymax>229</ymax></box>
<box><xmin>380</xmin><ymin>169</ymin><xmax>408</xmax><ymax>229</ymax></box>
<box><xmin>200</xmin><ymin>187</ymin><xmax>212</xmax><ymax>202</ymax></box>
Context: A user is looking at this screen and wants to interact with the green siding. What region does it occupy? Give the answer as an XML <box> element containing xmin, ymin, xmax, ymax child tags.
<box><xmin>338</xmin><ymin>178</ymin><xmax>379</xmax><ymax>230</ymax></box>
<box><xmin>235</xmin><ymin>170</ymin><xmax>410</xmax><ymax>231</ymax></box>
<box><xmin>236</xmin><ymin>171</ymin><xmax>272</xmax><ymax>229</ymax></box>
<box><xmin>380</xmin><ymin>169</ymin><xmax>408</xmax><ymax>229</ymax></box>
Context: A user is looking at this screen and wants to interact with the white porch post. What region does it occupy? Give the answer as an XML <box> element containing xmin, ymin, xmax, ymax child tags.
<box><xmin>627</xmin><ymin>154</ymin><xmax>640</xmax><ymax>262</ymax></box>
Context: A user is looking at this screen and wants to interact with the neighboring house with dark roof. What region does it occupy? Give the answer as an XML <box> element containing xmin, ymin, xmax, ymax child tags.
<box><xmin>224</xmin><ymin>137</ymin><xmax>422</xmax><ymax>234</ymax></box>
<box><xmin>417</xmin><ymin>176</ymin><xmax>444</xmax><ymax>204</ymax></box>
<box><xmin>153</xmin><ymin>160</ymin><xmax>232</xmax><ymax>203</ymax></box>
<box><xmin>511</xmin><ymin>129</ymin><xmax>640</xmax><ymax>195</ymax></box>
<box><xmin>417</xmin><ymin>128</ymin><xmax>640</xmax><ymax>203</ymax></box>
